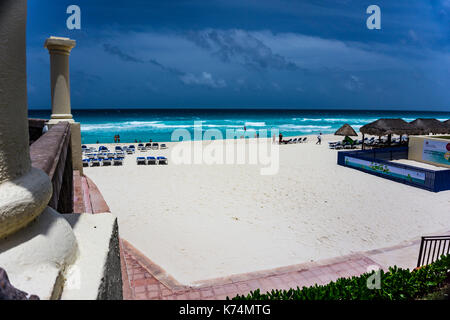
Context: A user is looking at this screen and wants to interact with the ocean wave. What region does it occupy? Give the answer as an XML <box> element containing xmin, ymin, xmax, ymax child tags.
<box><xmin>278</xmin><ymin>124</ymin><xmax>332</xmax><ymax>130</ymax></box>
<box><xmin>244</xmin><ymin>121</ymin><xmax>266</xmax><ymax>126</ymax></box>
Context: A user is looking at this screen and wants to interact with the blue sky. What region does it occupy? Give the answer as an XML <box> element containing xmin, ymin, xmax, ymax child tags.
<box><xmin>27</xmin><ymin>0</ymin><xmax>450</xmax><ymax>110</ymax></box>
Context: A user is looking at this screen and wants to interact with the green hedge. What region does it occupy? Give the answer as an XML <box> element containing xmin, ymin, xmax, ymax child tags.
<box><xmin>231</xmin><ymin>254</ymin><xmax>450</xmax><ymax>300</ymax></box>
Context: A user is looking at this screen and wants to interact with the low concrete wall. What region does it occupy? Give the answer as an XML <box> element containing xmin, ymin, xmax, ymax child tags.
<box><xmin>30</xmin><ymin>122</ymin><xmax>73</xmax><ymax>213</ymax></box>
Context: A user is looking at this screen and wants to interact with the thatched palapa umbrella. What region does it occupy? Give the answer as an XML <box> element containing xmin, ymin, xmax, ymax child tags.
<box><xmin>359</xmin><ymin>118</ymin><xmax>417</xmax><ymax>149</ymax></box>
<box><xmin>409</xmin><ymin>118</ymin><xmax>449</xmax><ymax>135</ymax></box>
<box><xmin>335</xmin><ymin>123</ymin><xmax>358</xmax><ymax>137</ymax></box>
<box><xmin>442</xmin><ymin>119</ymin><xmax>450</xmax><ymax>133</ymax></box>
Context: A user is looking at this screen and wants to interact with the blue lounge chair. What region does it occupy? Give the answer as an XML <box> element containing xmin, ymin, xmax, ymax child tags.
<box><xmin>82</xmin><ymin>159</ymin><xmax>90</xmax><ymax>167</ymax></box>
<box><xmin>157</xmin><ymin>156</ymin><xmax>168</xmax><ymax>165</ymax></box>
<box><xmin>136</xmin><ymin>157</ymin><xmax>146</xmax><ymax>165</ymax></box>
<box><xmin>147</xmin><ymin>156</ymin><xmax>156</xmax><ymax>165</ymax></box>
<box><xmin>113</xmin><ymin>157</ymin><xmax>124</xmax><ymax>166</ymax></box>
<box><xmin>102</xmin><ymin>158</ymin><xmax>113</xmax><ymax>166</ymax></box>
<box><xmin>91</xmin><ymin>158</ymin><xmax>101</xmax><ymax>167</ymax></box>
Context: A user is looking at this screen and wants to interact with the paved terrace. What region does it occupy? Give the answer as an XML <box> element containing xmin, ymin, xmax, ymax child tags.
<box><xmin>73</xmin><ymin>172</ymin><xmax>448</xmax><ymax>300</ymax></box>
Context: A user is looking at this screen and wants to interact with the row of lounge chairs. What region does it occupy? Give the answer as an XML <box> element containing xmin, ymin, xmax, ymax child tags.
<box><xmin>85</xmin><ymin>152</ymin><xmax>125</xmax><ymax>159</ymax></box>
<box><xmin>82</xmin><ymin>143</ymin><xmax>169</xmax><ymax>155</ymax></box>
<box><xmin>329</xmin><ymin>136</ymin><xmax>409</xmax><ymax>150</ymax></box>
<box><xmin>281</xmin><ymin>137</ymin><xmax>308</xmax><ymax>144</ymax></box>
<box><xmin>329</xmin><ymin>140</ymin><xmax>360</xmax><ymax>150</ymax></box>
<box><xmin>83</xmin><ymin>157</ymin><xmax>124</xmax><ymax>167</ymax></box>
<box><xmin>136</xmin><ymin>156</ymin><xmax>168</xmax><ymax>165</ymax></box>
<box><xmin>138</xmin><ymin>143</ymin><xmax>168</xmax><ymax>150</ymax></box>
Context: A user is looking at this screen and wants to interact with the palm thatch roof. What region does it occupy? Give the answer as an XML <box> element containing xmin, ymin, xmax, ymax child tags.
<box><xmin>443</xmin><ymin>119</ymin><xmax>450</xmax><ymax>131</ymax></box>
<box><xmin>360</xmin><ymin>118</ymin><xmax>417</xmax><ymax>136</ymax></box>
<box><xmin>409</xmin><ymin>118</ymin><xmax>449</xmax><ymax>135</ymax></box>
<box><xmin>335</xmin><ymin>123</ymin><xmax>357</xmax><ymax>136</ymax></box>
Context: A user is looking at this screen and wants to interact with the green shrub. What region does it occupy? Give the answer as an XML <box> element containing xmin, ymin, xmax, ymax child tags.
<box><xmin>231</xmin><ymin>254</ymin><xmax>450</xmax><ymax>300</ymax></box>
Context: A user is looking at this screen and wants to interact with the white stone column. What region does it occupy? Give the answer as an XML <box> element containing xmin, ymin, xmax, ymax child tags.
<box><xmin>0</xmin><ymin>0</ymin><xmax>78</xmax><ymax>299</ymax></box>
<box><xmin>44</xmin><ymin>37</ymin><xmax>76</xmax><ymax>121</ymax></box>
<box><xmin>0</xmin><ymin>0</ymin><xmax>52</xmax><ymax>238</ymax></box>
<box><xmin>44</xmin><ymin>36</ymin><xmax>83</xmax><ymax>174</ymax></box>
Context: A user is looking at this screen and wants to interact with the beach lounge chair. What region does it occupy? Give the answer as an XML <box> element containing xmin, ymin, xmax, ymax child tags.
<box><xmin>138</xmin><ymin>143</ymin><xmax>144</xmax><ymax>150</ymax></box>
<box><xmin>97</xmin><ymin>153</ymin><xmax>106</xmax><ymax>160</ymax></box>
<box><xmin>292</xmin><ymin>138</ymin><xmax>298</xmax><ymax>143</ymax></box>
<box><xmin>102</xmin><ymin>158</ymin><xmax>113</xmax><ymax>166</ymax></box>
<box><xmin>145</xmin><ymin>143</ymin><xmax>152</xmax><ymax>150</ymax></box>
<box><xmin>115</xmin><ymin>146</ymin><xmax>123</xmax><ymax>152</ymax></box>
<box><xmin>86</xmin><ymin>153</ymin><xmax>96</xmax><ymax>159</ymax></box>
<box><xmin>152</xmin><ymin>142</ymin><xmax>159</xmax><ymax>150</ymax></box>
<box><xmin>113</xmin><ymin>157</ymin><xmax>124</xmax><ymax>166</ymax></box>
<box><xmin>160</xmin><ymin>143</ymin><xmax>168</xmax><ymax>149</ymax></box>
<box><xmin>157</xmin><ymin>156</ymin><xmax>168</xmax><ymax>165</ymax></box>
<box><xmin>146</xmin><ymin>156</ymin><xmax>157</xmax><ymax>165</ymax></box>
<box><xmin>82</xmin><ymin>159</ymin><xmax>90</xmax><ymax>167</ymax></box>
<box><xmin>301</xmin><ymin>137</ymin><xmax>307</xmax><ymax>143</ymax></box>
<box><xmin>328</xmin><ymin>142</ymin><xmax>338</xmax><ymax>149</ymax></box>
<box><xmin>91</xmin><ymin>158</ymin><xmax>101</xmax><ymax>167</ymax></box>
<box><xmin>126</xmin><ymin>149</ymin><xmax>133</xmax><ymax>155</ymax></box>
<box><xmin>136</xmin><ymin>157</ymin><xmax>146</xmax><ymax>165</ymax></box>
<box><xmin>334</xmin><ymin>141</ymin><xmax>343</xmax><ymax>149</ymax></box>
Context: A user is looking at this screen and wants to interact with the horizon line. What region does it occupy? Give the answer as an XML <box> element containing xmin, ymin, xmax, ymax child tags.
<box><xmin>28</xmin><ymin>107</ymin><xmax>450</xmax><ymax>113</ymax></box>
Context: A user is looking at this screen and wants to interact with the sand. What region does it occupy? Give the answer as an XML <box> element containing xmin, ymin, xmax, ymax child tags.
<box><xmin>84</xmin><ymin>134</ymin><xmax>450</xmax><ymax>285</ymax></box>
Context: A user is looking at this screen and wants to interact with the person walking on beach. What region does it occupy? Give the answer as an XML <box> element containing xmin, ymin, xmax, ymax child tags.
<box><xmin>279</xmin><ymin>133</ymin><xmax>283</xmax><ymax>144</ymax></box>
<box><xmin>316</xmin><ymin>132</ymin><xmax>322</xmax><ymax>145</ymax></box>
<box><xmin>114</xmin><ymin>134</ymin><xmax>117</xmax><ymax>143</ymax></box>
<box><xmin>117</xmin><ymin>134</ymin><xmax>120</xmax><ymax>143</ymax></box>
<box><xmin>273</xmin><ymin>134</ymin><xmax>276</xmax><ymax>144</ymax></box>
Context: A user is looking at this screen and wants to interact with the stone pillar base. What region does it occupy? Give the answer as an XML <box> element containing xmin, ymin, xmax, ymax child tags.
<box><xmin>49</xmin><ymin>114</ymin><xmax>74</xmax><ymax>121</ymax></box>
<box><xmin>0</xmin><ymin>207</ymin><xmax>78</xmax><ymax>299</ymax></box>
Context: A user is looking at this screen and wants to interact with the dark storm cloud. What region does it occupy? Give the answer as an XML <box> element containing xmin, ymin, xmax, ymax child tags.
<box><xmin>103</xmin><ymin>43</ymin><xmax>145</xmax><ymax>63</ymax></box>
<box><xmin>103</xmin><ymin>43</ymin><xmax>183</xmax><ymax>75</ymax></box>
<box><xmin>102</xmin><ymin>43</ymin><xmax>226</xmax><ymax>88</ymax></box>
<box><xmin>187</xmin><ymin>29</ymin><xmax>300</xmax><ymax>71</ymax></box>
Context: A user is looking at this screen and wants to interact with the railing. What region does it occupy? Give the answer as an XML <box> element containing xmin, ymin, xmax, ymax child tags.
<box><xmin>337</xmin><ymin>147</ymin><xmax>450</xmax><ymax>192</ymax></box>
<box><xmin>29</xmin><ymin>121</ymin><xmax>74</xmax><ymax>213</ymax></box>
<box><xmin>417</xmin><ymin>236</ymin><xmax>450</xmax><ymax>267</ymax></box>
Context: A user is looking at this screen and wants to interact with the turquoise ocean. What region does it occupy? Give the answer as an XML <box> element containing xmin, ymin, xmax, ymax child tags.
<box><xmin>29</xmin><ymin>109</ymin><xmax>450</xmax><ymax>144</ymax></box>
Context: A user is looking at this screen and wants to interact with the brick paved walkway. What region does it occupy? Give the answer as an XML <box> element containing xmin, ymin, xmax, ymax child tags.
<box><xmin>120</xmin><ymin>238</ymin><xmax>381</xmax><ymax>300</ymax></box>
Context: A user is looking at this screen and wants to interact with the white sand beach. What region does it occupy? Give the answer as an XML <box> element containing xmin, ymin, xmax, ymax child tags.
<box><xmin>84</xmin><ymin>134</ymin><xmax>450</xmax><ymax>285</ymax></box>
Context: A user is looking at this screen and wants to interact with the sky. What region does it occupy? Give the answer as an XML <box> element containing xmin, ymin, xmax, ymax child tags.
<box><xmin>27</xmin><ymin>0</ymin><xmax>450</xmax><ymax>111</ymax></box>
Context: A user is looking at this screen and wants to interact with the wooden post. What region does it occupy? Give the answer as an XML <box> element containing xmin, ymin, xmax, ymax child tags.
<box><xmin>362</xmin><ymin>133</ymin><xmax>365</xmax><ymax>150</ymax></box>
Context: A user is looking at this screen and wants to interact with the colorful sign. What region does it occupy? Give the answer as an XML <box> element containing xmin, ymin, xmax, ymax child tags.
<box><xmin>344</xmin><ymin>156</ymin><xmax>426</xmax><ymax>184</ymax></box>
<box><xmin>422</xmin><ymin>139</ymin><xmax>450</xmax><ymax>166</ymax></box>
